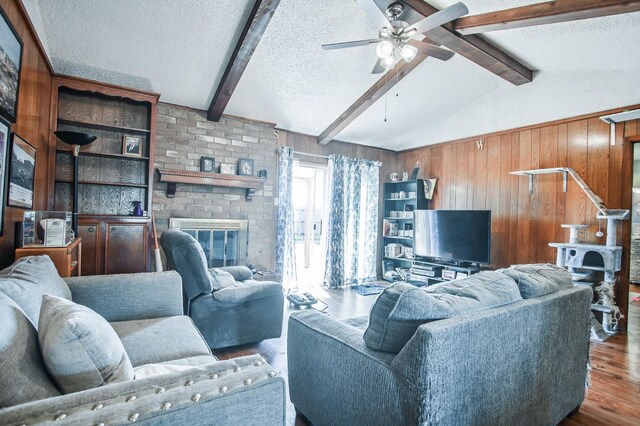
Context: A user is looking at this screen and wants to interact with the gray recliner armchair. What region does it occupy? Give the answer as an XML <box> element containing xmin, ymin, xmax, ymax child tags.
<box><xmin>161</xmin><ymin>229</ymin><xmax>284</xmax><ymax>349</ymax></box>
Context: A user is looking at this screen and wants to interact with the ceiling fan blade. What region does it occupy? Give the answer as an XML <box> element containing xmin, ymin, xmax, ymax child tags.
<box><xmin>405</xmin><ymin>2</ymin><xmax>468</xmax><ymax>36</ymax></box>
<box><xmin>322</xmin><ymin>39</ymin><xmax>380</xmax><ymax>50</ymax></box>
<box><xmin>356</xmin><ymin>0</ymin><xmax>393</xmax><ymax>30</ymax></box>
<box><xmin>372</xmin><ymin>59</ymin><xmax>385</xmax><ymax>74</ymax></box>
<box><xmin>411</xmin><ymin>41</ymin><xmax>455</xmax><ymax>61</ymax></box>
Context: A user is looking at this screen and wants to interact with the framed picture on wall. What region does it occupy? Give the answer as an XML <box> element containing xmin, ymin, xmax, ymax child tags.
<box><xmin>0</xmin><ymin>117</ymin><xmax>10</xmax><ymax>235</ymax></box>
<box><xmin>8</xmin><ymin>132</ymin><xmax>35</xmax><ymax>209</ymax></box>
<box><xmin>0</xmin><ymin>5</ymin><xmax>23</xmax><ymax>123</ymax></box>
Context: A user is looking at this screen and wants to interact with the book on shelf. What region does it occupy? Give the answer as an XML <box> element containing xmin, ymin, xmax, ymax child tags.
<box><xmin>410</xmin><ymin>269</ymin><xmax>438</xmax><ymax>278</ymax></box>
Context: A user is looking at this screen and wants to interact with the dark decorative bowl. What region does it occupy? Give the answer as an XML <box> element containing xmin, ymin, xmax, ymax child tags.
<box><xmin>54</xmin><ymin>131</ymin><xmax>97</xmax><ymax>146</ymax></box>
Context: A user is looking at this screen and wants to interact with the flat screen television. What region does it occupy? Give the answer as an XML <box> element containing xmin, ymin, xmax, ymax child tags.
<box><xmin>414</xmin><ymin>210</ymin><xmax>491</xmax><ymax>265</ymax></box>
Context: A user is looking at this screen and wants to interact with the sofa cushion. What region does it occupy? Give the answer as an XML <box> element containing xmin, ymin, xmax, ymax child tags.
<box><xmin>111</xmin><ymin>316</ymin><xmax>212</xmax><ymax>367</ymax></box>
<box><xmin>498</xmin><ymin>264</ymin><xmax>573</xmax><ymax>298</ymax></box>
<box><xmin>209</xmin><ymin>268</ymin><xmax>237</xmax><ymax>291</ymax></box>
<box><xmin>219</xmin><ymin>265</ymin><xmax>254</xmax><ymax>282</ymax></box>
<box><xmin>0</xmin><ymin>293</ymin><xmax>61</xmax><ymax>407</ymax></box>
<box><xmin>0</xmin><ymin>255</ymin><xmax>71</xmax><ymax>328</ymax></box>
<box><xmin>38</xmin><ymin>295</ymin><xmax>134</xmax><ymax>394</ymax></box>
<box><xmin>133</xmin><ymin>354</ymin><xmax>218</xmax><ymax>380</ymax></box>
<box><xmin>154</xmin><ymin>354</ymin><xmax>218</xmax><ymax>367</ymax></box>
<box><xmin>363</xmin><ymin>272</ymin><xmax>522</xmax><ymax>353</ymax></box>
<box><xmin>133</xmin><ymin>363</ymin><xmax>197</xmax><ymax>380</ymax></box>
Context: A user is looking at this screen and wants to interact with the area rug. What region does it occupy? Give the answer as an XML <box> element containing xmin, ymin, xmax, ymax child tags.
<box><xmin>352</xmin><ymin>284</ymin><xmax>387</xmax><ymax>296</ymax></box>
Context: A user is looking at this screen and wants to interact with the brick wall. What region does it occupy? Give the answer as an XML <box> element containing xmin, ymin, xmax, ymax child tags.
<box><xmin>153</xmin><ymin>102</ymin><xmax>277</xmax><ymax>269</ymax></box>
<box><xmin>153</xmin><ymin>102</ymin><xmax>398</xmax><ymax>273</ymax></box>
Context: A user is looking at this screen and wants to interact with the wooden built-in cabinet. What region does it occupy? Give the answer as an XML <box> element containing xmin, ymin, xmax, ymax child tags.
<box><xmin>78</xmin><ymin>217</ymin><xmax>149</xmax><ymax>275</ymax></box>
<box><xmin>48</xmin><ymin>76</ymin><xmax>159</xmax><ymax>275</ymax></box>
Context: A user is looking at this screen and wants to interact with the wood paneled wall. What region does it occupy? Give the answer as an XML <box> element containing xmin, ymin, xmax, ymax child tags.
<box><xmin>0</xmin><ymin>0</ymin><xmax>53</xmax><ymax>268</ymax></box>
<box><xmin>278</xmin><ymin>131</ymin><xmax>399</xmax><ymax>275</ymax></box>
<box><xmin>398</xmin><ymin>111</ymin><xmax>640</xmax><ymax>330</ymax></box>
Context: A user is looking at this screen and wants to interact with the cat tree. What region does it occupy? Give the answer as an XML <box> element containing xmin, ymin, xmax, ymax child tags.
<box><xmin>511</xmin><ymin>167</ymin><xmax>629</xmax><ymax>341</ymax></box>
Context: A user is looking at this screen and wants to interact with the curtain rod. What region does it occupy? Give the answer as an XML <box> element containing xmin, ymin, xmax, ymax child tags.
<box><xmin>293</xmin><ymin>151</ymin><xmax>329</xmax><ymax>160</ymax></box>
<box><xmin>292</xmin><ymin>150</ymin><xmax>382</xmax><ymax>167</ymax></box>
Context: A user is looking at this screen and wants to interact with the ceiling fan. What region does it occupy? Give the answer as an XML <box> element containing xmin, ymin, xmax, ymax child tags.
<box><xmin>322</xmin><ymin>0</ymin><xmax>469</xmax><ymax>74</ymax></box>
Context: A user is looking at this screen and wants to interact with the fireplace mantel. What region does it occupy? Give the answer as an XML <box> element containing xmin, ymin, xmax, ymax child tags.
<box><xmin>156</xmin><ymin>168</ymin><xmax>265</xmax><ymax>200</ymax></box>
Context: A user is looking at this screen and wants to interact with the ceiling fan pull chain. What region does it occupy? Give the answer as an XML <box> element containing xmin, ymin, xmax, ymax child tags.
<box><xmin>384</xmin><ymin>92</ymin><xmax>388</xmax><ymax>122</ymax></box>
<box><xmin>384</xmin><ymin>70</ymin><xmax>388</xmax><ymax>122</ymax></box>
<box><xmin>396</xmin><ymin>63</ymin><xmax>399</xmax><ymax>97</ymax></box>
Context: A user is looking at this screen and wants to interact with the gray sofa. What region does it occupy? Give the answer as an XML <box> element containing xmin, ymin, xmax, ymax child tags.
<box><xmin>0</xmin><ymin>255</ymin><xmax>285</xmax><ymax>425</ymax></box>
<box><xmin>288</xmin><ymin>266</ymin><xmax>592</xmax><ymax>426</ymax></box>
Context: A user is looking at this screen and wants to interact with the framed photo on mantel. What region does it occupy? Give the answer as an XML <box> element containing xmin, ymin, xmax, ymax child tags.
<box><xmin>220</xmin><ymin>162</ymin><xmax>236</xmax><ymax>175</ymax></box>
<box><xmin>200</xmin><ymin>156</ymin><xmax>215</xmax><ymax>172</ymax></box>
<box><xmin>238</xmin><ymin>158</ymin><xmax>254</xmax><ymax>176</ymax></box>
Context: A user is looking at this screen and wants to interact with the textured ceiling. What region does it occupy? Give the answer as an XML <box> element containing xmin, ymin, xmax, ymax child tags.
<box><xmin>29</xmin><ymin>0</ymin><xmax>254</xmax><ymax>106</ymax></box>
<box><xmin>25</xmin><ymin>0</ymin><xmax>640</xmax><ymax>150</ymax></box>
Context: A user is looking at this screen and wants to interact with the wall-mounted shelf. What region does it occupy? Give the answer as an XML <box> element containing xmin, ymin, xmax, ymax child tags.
<box><xmin>55</xmin><ymin>178</ymin><xmax>148</xmax><ymax>188</ymax></box>
<box><xmin>56</xmin><ymin>148</ymin><xmax>149</xmax><ymax>161</ymax></box>
<box><xmin>156</xmin><ymin>168</ymin><xmax>264</xmax><ymax>201</ymax></box>
<box><xmin>58</xmin><ymin>118</ymin><xmax>151</xmax><ymax>135</ymax></box>
<box><xmin>510</xmin><ymin>167</ymin><xmax>569</xmax><ymax>193</ymax></box>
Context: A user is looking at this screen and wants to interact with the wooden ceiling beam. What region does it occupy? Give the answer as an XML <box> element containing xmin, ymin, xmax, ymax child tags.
<box><xmin>401</xmin><ymin>0</ymin><xmax>533</xmax><ymax>86</ymax></box>
<box><xmin>317</xmin><ymin>0</ymin><xmax>534</xmax><ymax>145</ymax></box>
<box><xmin>454</xmin><ymin>0</ymin><xmax>640</xmax><ymax>35</ymax></box>
<box><xmin>207</xmin><ymin>0</ymin><xmax>280</xmax><ymax>122</ymax></box>
<box><xmin>318</xmin><ymin>43</ymin><xmax>429</xmax><ymax>145</ymax></box>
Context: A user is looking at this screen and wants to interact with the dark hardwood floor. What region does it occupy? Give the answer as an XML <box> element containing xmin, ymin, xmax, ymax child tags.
<box><xmin>212</xmin><ymin>285</ymin><xmax>640</xmax><ymax>425</ymax></box>
<box><xmin>561</xmin><ymin>286</ymin><xmax>640</xmax><ymax>426</ymax></box>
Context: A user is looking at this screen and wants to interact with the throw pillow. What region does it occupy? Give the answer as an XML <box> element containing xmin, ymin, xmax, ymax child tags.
<box><xmin>209</xmin><ymin>268</ymin><xmax>237</xmax><ymax>290</ymax></box>
<box><xmin>363</xmin><ymin>271</ymin><xmax>522</xmax><ymax>353</ymax></box>
<box><xmin>0</xmin><ymin>293</ymin><xmax>61</xmax><ymax>408</ymax></box>
<box><xmin>38</xmin><ymin>294</ymin><xmax>134</xmax><ymax>394</ymax></box>
<box><xmin>0</xmin><ymin>255</ymin><xmax>71</xmax><ymax>329</ymax></box>
<box><xmin>497</xmin><ymin>264</ymin><xmax>573</xmax><ymax>298</ymax></box>
<box><xmin>134</xmin><ymin>363</ymin><xmax>196</xmax><ymax>380</ymax></box>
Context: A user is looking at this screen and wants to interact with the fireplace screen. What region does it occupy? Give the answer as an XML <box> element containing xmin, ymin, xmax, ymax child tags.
<box><xmin>169</xmin><ymin>218</ymin><xmax>248</xmax><ymax>268</ymax></box>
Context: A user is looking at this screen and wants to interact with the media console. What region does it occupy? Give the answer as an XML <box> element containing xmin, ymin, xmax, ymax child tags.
<box><xmin>409</xmin><ymin>258</ymin><xmax>485</xmax><ymax>286</ymax></box>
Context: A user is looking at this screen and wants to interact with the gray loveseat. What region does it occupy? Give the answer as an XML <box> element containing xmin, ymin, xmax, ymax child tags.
<box><xmin>0</xmin><ymin>255</ymin><xmax>285</xmax><ymax>425</ymax></box>
<box><xmin>288</xmin><ymin>265</ymin><xmax>592</xmax><ymax>426</ymax></box>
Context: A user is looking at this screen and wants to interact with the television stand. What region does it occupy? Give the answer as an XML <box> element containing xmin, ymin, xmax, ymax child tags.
<box><xmin>409</xmin><ymin>258</ymin><xmax>484</xmax><ymax>286</ymax></box>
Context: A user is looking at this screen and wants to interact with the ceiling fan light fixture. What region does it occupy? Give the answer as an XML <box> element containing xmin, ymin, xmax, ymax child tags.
<box><xmin>400</xmin><ymin>44</ymin><xmax>418</xmax><ymax>62</ymax></box>
<box><xmin>382</xmin><ymin>55</ymin><xmax>395</xmax><ymax>68</ymax></box>
<box><xmin>376</xmin><ymin>40</ymin><xmax>394</xmax><ymax>59</ymax></box>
